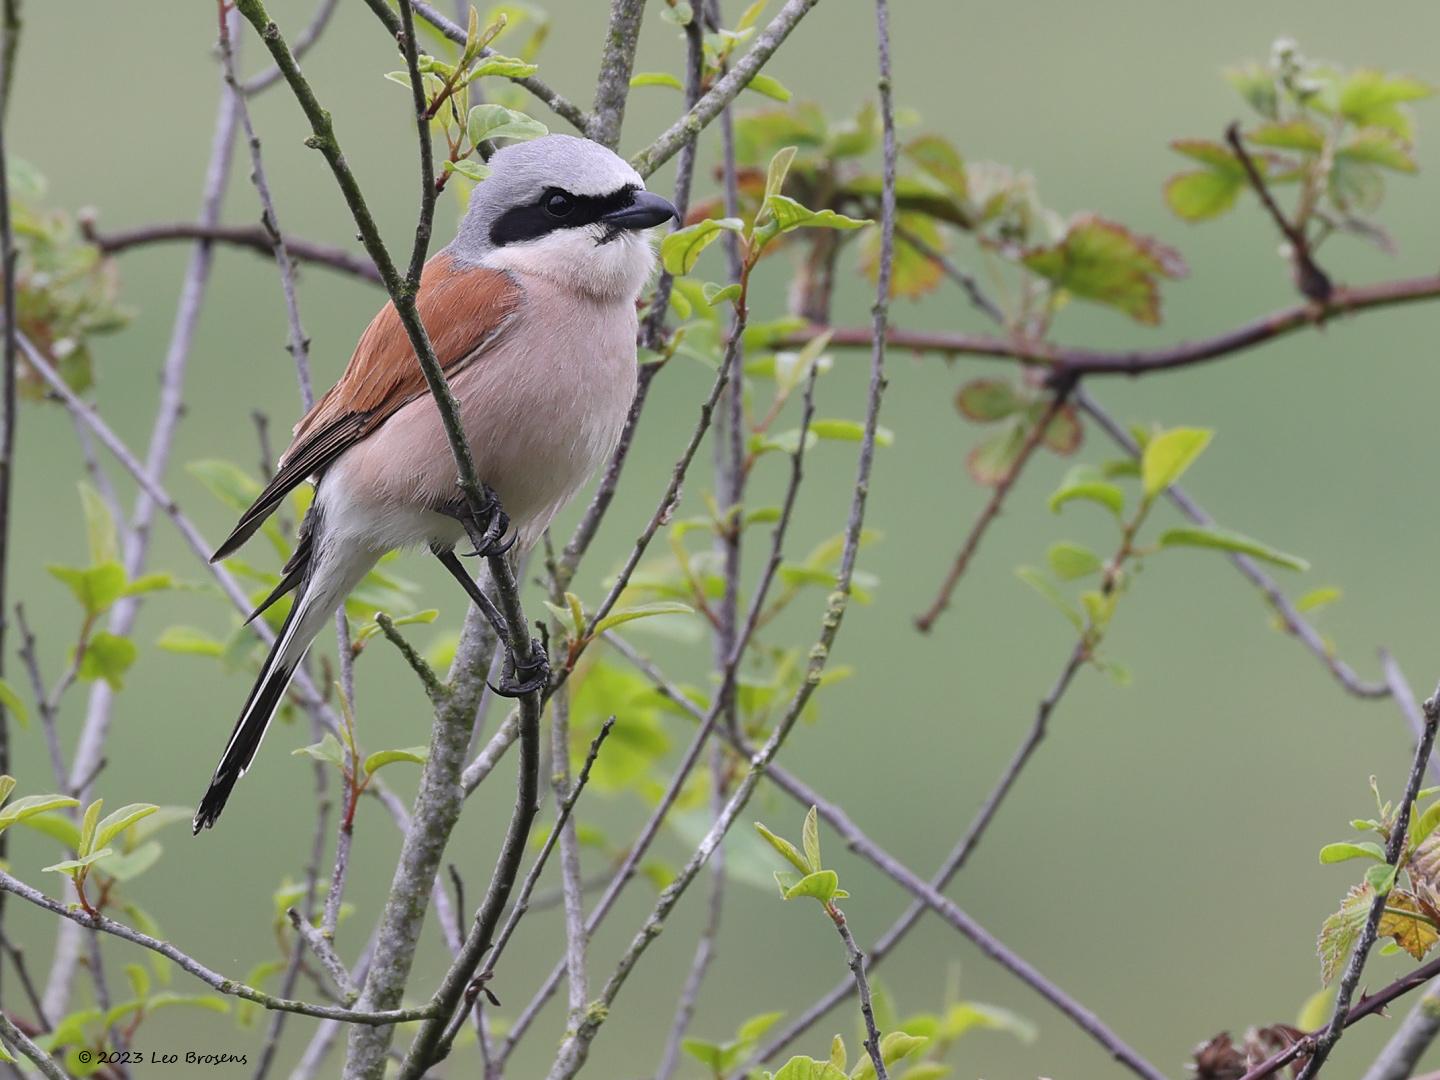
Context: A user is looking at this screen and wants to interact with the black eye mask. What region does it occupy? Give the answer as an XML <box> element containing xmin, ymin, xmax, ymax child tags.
<box><xmin>490</xmin><ymin>184</ymin><xmax>639</xmax><ymax>247</ymax></box>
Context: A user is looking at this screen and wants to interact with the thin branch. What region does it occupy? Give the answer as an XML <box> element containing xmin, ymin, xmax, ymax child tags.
<box><xmin>287</xmin><ymin>908</ymin><xmax>358</xmax><ymax>1001</ymax></box>
<box><xmin>1296</xmin><ymin>681</ymin><xmax>1440</xmax><ymax>1078</ymax></box>
<box><xmin>1076</xmin><ymin>388</ymin><xmax>1387</xmax><ymax>698</ymax></box>
<box><xmin>550</xmin><ymin>687</ymin><xmax>589</xmax><ymax>1030</ymax></box>
<box><xmin>391</xmin><ymin>0</ymin><xmax>590</xmax><ymax>131</ymax></box>
<box><xmin>894</xmin><ymin>224</ymin><xmax>1005</xmax><ymax>325</ymax></box>
<box><xmin>1383</xmin><ymin>650</ymin><xmax>1439</xmax><ymax>782</ymax></box>
<box><xmin>914</xmin><ymin>388</ymin><xmax>1072</xmax><ymax>633</ymax></box>
<box><xmin>0</xmin><ymin>870</ymin><xmax>434</xmax><ymax>1026</ymax></box>
<box><xmin>629</xmin><ymin>0</ymin><xmax>821</xmax><ymax>178</ymax></box>
<box><xmin>375</xmin><ymin>613</ymin><xmax>445</xmax><ymax>701</ymax></box>
<box><xmin>830</xmin><ymin>903</ymin><xmax>887</xmax><ymax>1080</ymax></box>
<box><xmin>1224</xmin><ymin>120</ymin><xmax>1331</xmax><ymax>303</ymax></box>
<box><xmin>587</xmin><ymin>0</ymin><xmax>646</xmax><ymax>149</ymax></box>
<box><xmin>81</xmin><ymin>217</ymin><xmax>382</xmax><ymax>283</ymax></box>
<box><xmin>778</xmin><ymin>272</ymin><xmax>1440</xmax><ymax>378</ymax></box>
<box><xmin>241</xmin><ymin>0</ymin><xmax>338</xmax><ymax>95</ymax></box>
<box><xmin>1360</xmin><ymin>976</ymin><xmax>1440</xmax><ymax>1080</ymax></box>
<box><xmin>0</xmin><ymin>1010</ymin><xmax>64</xmax><ymax>1080</ymax></box>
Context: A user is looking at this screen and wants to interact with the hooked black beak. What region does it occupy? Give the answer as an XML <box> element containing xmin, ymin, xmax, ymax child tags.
<box><xmin>602</xmin><ymin>189</ymin><xmax>679</xmax><ymax>231</ymax></box>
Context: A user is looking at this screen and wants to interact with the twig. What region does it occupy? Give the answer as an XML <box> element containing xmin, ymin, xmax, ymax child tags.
<box><xmin>1224</xmin><ymin>120</ymin><xmax>1331</xmax><ymax>303</ymax></box>
<box><xmin>629</xmin><ymin>0</ymin><xmax>822</xmax><ymax>178</ymax></box>
<box><xmin>1296</xmin><ymin>681</ymin><xmax>1440</xmax><ymax>1078</ymax></box>
<box><xmin>1241</xmin><ymin>952</ymin><xmax>1440</xmax><ymax>1080</ymax></box>
<box><xmin>1383</xmin><ymin>650</ymin><xmax>1439</xmax><ymax>781</ymax></box>
<box><xmin>81</xmin><ymin>218</ymin><xmax>382</xmax><ymax>283</ymax></box>
<box><xmin>388</xmin><ymin>0</ymin><xmax>590</xmax><ymax>131</ymax></box>
<box><xmin>0</xmin><ymin>1010</ymin><xmax>64</xmax><ymax>1080</ymax></box>
<box><xmin>375</xmin><ymin>613</ymin><xmax>445</xmax><ymax>701</ymax></box>
<box><xmin>587</xmin><ymin>0</ymin><xmax>646</xmax><ymax>149</ymax></box>
<box><xmin>1360</xmin><ymin>976</ymin><xmax>1440</xmax><ymax>1080</ymax></box>
<box><xmin>754</xmin><ymin>637</ymin><xmax>1091</xmax><ymax>1064</ymax></box>
<box><xmin>0</xmin><ymin>870</ymin><xmax>435</xmax><ymax>1025</ymax></box>
<box><xmin>914</xmin><ymin>388</ymin><xmax>1072</xmax><ymax>633</ymax></box>
<box><xmin>0</xmin><ymin>932</ymin><xmax>48</xmax><ymax>1032</ymax></box>
<box><xmin>549</xmin><ymin>686</ymin><xmax>589</xmax><ymax>1030</ymax></box>
<box><xmin>218</xmin><ymin>10</ymin><xmax>315</xmax><ymax>409</ymax></box>
<box><xmin>287</xmin><ymin>908</ymin><xmax>357</xmax><ymax>1001</ymax></box>
<box><xmin>241</xmin><ymin>0</ymin><xmax>339</xmax><ymax>95</ymax></box>
<box><xmin>894</xmin><ymin>224</ymin><xmax>1006</xmax><ymax>325</ymax></box>
<box><xmin>1076</xmin><ymin>388</ymin><xmax>1386</xmax><ymax>698</ymax></box>
<box><xmin>830</xmin><ymin>903</ymin><xmax>887</xmax><ymax>1080</ymax></box>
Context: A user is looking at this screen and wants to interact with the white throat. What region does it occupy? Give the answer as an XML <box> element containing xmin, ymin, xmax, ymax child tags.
<box><xmin>480</xmin><ymin>226</ymin><xmax>657</xmax><ymax>303</ymax></box>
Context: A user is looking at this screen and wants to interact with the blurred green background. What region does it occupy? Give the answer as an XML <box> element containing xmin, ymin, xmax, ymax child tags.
<box><xmin>7</xmin><ymin>1</ymin><xmax>1440</xmax><ymax>1077</ymax></box>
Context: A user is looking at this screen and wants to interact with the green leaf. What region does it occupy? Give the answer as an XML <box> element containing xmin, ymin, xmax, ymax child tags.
<box><xmin>1337</xmin><ymin>129</ymin><xmax>1418</xmax><ymax>173</ymax></box>
<box><xmin>157</xmin><ymin>626</ymin><xmax>225</xmax><ymax>657</ymax></box>
<box><xmin>955</xmin><ymin>378</ymin><xmax>1025</xmax><ymax>422</ymax></box>
<box><xmin>1335</xmin><ymin>70</ymin><xmax>1434</xmax><ymax>136</ymax></box>
<box><xmin>904</xmin><ymin>134</ymin><xmax>966</xmax><ymax>197</ymax></box>
<box><xmin>1021</xmin><ymin>214</ymin><xmax>1188</xmax><ymax>325</ymax></box>
<box><xmin>1049</xmin><ymin>467</ymin><xmax>1124</xmax><ymax>517</ymax></box>
<box><xmin>754</xmin><ymin>822</ymin><xmax>810</xmax><ymax>875</ymax></box>
<box><xmin>467</xmin><ymin>104</ymin><xmax>548</xmax><ymax>146</ymax></box>
<box><xmin>773</xmin><ymin>1057</ymin><xmax>849</xmax><ymax>1080</ymax></box>
<box><xmin>1296</xmin><ymin>987</ymin><xmax>1334</xmax><ymax>1031</ymax></box>
<box><xmin>1246</xmin><ymin>119</ymin><xmax>1326</xmax><ymax>152</ymax></box>
<box><xmin>829</xmin><ymin>1034</ymin><xmax>847</xmax><ymax>1071</ymax></box>
<box><xmin>629</xmin><ymin>71</ymin><xmax>684</xmax><ymax>91</ymax></box>
<box><xmin>96</xmin><ymin>841</ymin><xmax>163</xmax><ymax>882</ymax></box>
<box><xmin>0</xmin><ymin>775</ymin><xmax>13</xmax><ymax>806</ymax></box>
<box><xmin>782</xmin><ymin>869</ymin><xmax>838</xmax><ymax>903</ymax></box>
<box><xmin>353</xmin><ymin>608</ymin><xmax>439</xmax><ymax>645</ymax></box>
<box><xmin>78</xmin><ymin>632</ymin><xmax>138</xmax><ymax>689</ymax></box>
<box><xmin>123</xmin><ymin>572</ymin><xmax>176</xmax><ymax>597</ymax></box>
<box><xmin>863</xmin><ymin>211</ymin><xmax>944</xmax><ymax>299</ymax></box>
<box><xmin>1226</xmin><ymin>63</ymin><xmax>1279</xmax><ymax>118</ymax></box>
<box><xmin>593</xmin><ymin>602</ymin><xmax>695</xmax><ymax>636</ymax></box>
<box><xmin>966</xmin><ymin>423</ymin><xmax>1025</xmax><ymax>486</ymax></box>
<box><xmin>1140</xmin><ymin>427</ymin><xmax>1212</xmax><ymax>497</ymax></box>
<box><xmin>1319</xmin><ymin>841</ymin><xmax>1385</xmax><ymax>864</ymax></box>
<box><xmin>738</xmin><ymin>1010</ymin><xmax>787</xmax><ymax>1043</ymax></box>
<box><xmin>849</xmin><ymin>1032</ymin><xmax>929</xmax><ymax>1080</ymax></box>
<box><xmin>0</xmin><ymin>679</ymin><xmax>29</xmax><ymax>728</ymax></box>
<box><xmin>79</xmin><ymin>799</ymin><xmax>102</xmax><ymax>857</ymax></box>
<box><xmin>48</xmin><ymin>563</ymin><xmax>126</xmax><ymax>616</ymax></box>
<box><xmin>1367</xmin><ymin>862</ymin><xmax>1398</xmax><ymax>895</ymax></box>
<box><xmin>1047</xmin><ymin>541</ymin><xmax>1102</xmax><ymax>581</ymax></box>
<box><xmin>702</xmin><ymin>281</ymin><xmax>742</xmax><ymax>306</ymax></box>
<box><xmin>660</xmin><ymin>217</ymin><xmax>744</xmax><ymax>275</ymax></box>
<box><xmin>95</xmin><ymin>804</ymin><xmax>158</xmax><ymax>850</ymax></box>
<box><xmin>766</xmin><ymin>195</ymin><xmax>870</xmax><ymax>233</ymax></box>
<box><xmin>764</xmin><ymin>145</ymin><xmax>799</xmax><ymax>205</ymax></box>
<box><xmin>1015</xmin><ymin>566</ymin><xmax>1082</xmax><ymax>631</ymax></box>
<box><xmin>78</xmin><ymin>482</ymin><xmax>118</xmax><ymax>566</ymax></box>
<box><xmin>746</xmin><ymin>73</ymin><xmax>792</xmax><ymax>101</ymax></box>
<box><xmin>43</xmin><ymin>848</ymin><xmax>114</xmax><ymax>875</ymax></box>
<box><xmin>0</xmin><ymin>794</ymin><xmax>80</xmax><ymax>833</ymax></box>
<box><xmin>808</xmin><ymin>419</ymin><xmax>894</xmax><ymax>446</ymax></box>
<box><xmin>1164</xmin><ymin>170</ymin><xmax>1244</xmax><ymax>221</ymax></box>
<box><xmin>801</xmin><ymin>805</ymin><xmax>821</xmax><ymax>872</ymax></box>
<box><xmin>188</xmin><ymin>459</ymin><xmax>261</xmax><ymax>511</ymax></box>
<box><xmin>363</xmin><ymin>746</ymin><xmax>429</xmax><ymax>776</ymax></box>
<box><xmin>682</xmin><ymin>1038</ymin><xmax>725</xmax><ymax>1069</ymax></box>
<box><xmin>1157</xmin><ymin>526</ymin><xmax>1308</xmax><ymax>571</ymax></box>
<box><xmin>444</xmin><ymin>159</ymin><xmax>492</xmax><ymax>182</ymax></box>
<box><xmin>292</xmin><ymin>733</ymin><xmax>346</xmax><ymax>769</ymax></box>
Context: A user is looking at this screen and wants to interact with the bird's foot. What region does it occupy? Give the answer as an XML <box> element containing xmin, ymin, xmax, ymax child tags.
<box><xmin>441</xmin><ymin>487</ymin><xmax>514</xmax><ymax>559</ymax></box>
<box><xmin>488</xmin><ymin>636</ymin><xmax>549</xmax><ymax>698</ymax></box>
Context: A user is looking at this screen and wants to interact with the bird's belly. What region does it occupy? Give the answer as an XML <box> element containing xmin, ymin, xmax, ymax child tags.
<box><xmin>320</xmin><ymin>295</ymin><xmax>638</xmax><ymax>553</ymax></box>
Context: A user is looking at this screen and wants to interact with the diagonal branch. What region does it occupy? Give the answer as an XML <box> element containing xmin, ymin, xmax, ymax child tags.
<box><xmin>587</xmin><ymin>0</ymin><xmax>646</xmax><ymax>149</ymax></box>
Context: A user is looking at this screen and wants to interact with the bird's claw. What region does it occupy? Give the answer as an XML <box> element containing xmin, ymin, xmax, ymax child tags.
<box><xmin>459</xmin><ymin>491</ymin><xmax>512</xmax><ymax>559</ymax></box>
<box><xmin>488</xmin><ymin>637</ymin><xmax>548</xmax><ymax>698</ymax></box>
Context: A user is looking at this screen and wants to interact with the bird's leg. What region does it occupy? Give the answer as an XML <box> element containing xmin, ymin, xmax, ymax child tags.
<box><xmin>430</xmin><ymin>546</ymin><xmax>549</xmax><ymax>698</ymax></box>
<box><xmin>435</xmin><ymin>485</ymin><xmax>515</xmax><ymax>559</ymax></box>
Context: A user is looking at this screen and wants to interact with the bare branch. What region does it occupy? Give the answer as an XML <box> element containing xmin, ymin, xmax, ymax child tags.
<box><xmin>587</xmin><ymin>0</ymin><xmax>646</xmax><ymax>149</ymax></box>
<box><xmin>0</xmin><ymin>1010</ymin><xmax>63</xmax><ymax>1080</ymax></box>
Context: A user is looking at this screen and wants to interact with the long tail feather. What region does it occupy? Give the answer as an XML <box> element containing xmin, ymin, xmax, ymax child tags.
<box><xmin>194</xmin><ymin>524</ymin><xmax>377</xmax><ymax>833</ymax></box>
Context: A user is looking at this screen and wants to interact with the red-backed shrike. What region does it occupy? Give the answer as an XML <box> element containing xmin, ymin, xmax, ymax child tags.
<box><xmin>193</xmin><ymin>134</ymin><xmax>677</xmax><ymax>832</ymax></box>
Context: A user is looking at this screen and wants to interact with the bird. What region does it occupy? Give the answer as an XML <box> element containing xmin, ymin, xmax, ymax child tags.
<box><xmin>192</xmin><ymin>133</ymin><xmax>677</xmax><ymax>833</ymax></box>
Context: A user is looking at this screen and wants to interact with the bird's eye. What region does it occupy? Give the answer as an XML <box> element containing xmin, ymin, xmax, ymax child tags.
<box><xmin>543</xmin><ymin>190</ymin><xmax>575</xmax><ymax>218</ymax></box>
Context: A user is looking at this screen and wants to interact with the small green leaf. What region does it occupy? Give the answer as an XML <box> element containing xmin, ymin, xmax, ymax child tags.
<box><xmin>1319</xmin><ymin>841</ymin><xmax>1385</xmax><ymax>864</ymax></box>
<box><xmin>630</xmin><ymin>71</ymin><xmax>684</xmax><ymax>91</ymax></box>
<box><xmin>444</xmin><ymin>159</ymin><xmax>492</xmax><ymax>182</ymax></box>
<box><xmin>1412</xmin><ymin>801</ymin><xmax>1440</xmax><ymax>847</ymax></box>
<box><xmin>1157</xmin><ymin>526</ymin><xmax>1308</xmax><ymax>571</ymax></box>
<box><xmin>78</xmin><ymin>632</ymin><xmax>138</xmax><ymax>689</ymax></box>
<box><xmin>123</xmin><ymin>572</ymin><xmax>176</xmax><ymax>598</ymax></box>
<box><xmin>764</xmin><ymin>145</ymin><xmax>799</xmax><ymax>205</ymax></box>
<box><xmin>292</xmin><ymin>733</ymin><xmax>346</xmax><ymax>769</ymax></box>
<box><xmin>78</xmin><ymin>482</ymin><xmax>118</xmax><ymax>566</ymax></box>
<box><xmin>1049</xmin><ymin>467</ymin><xmax>1124</xmax><ymax>517</ymax></box>
<box><xmin>157</xmin><ymin>626</ymin><xmax>225</xmax><ymax>657</ymax></box>
<box><xmin>773</xmin><ymin>1057</ymin><xmax>849</xmax><ymax>1080</ymax></box>
<box><xmin>660</xmin><ymin>218</ymin><xmax>745</xmax><ymax>275</ymax></box>
<box><xmin>744</xmin><ymin>72</ymin><xmax>791</xmax><ymax>102</ymax></box>
<box><xmin>1296</xmin><ymin>987</ymin><xmax>1334</xmax><ymax>1031</ymax></box>
<box><xmin>808</xmin><ymin>419</ymin><xmax>894</xmax><ymax>446</ymax></box>
<box><xmin>801</xmin><ymin>805</ymin><xmax>821</xmax><ymax>872</ymax></box>
<box><xmin>1367</xmin><ymin>862</ymin><xmax>1398</xmax><ymax>895</ymax></box>
<box><xmin>0</xmin><ymin>794</ymin><xmax>81</xmax><ymax>832</ymax></box>
<box><xmin>955</xmin><ymin>378</ymin><xmax>1025</xmax><ymax>422</ymax></box>
<box><xmin>0</xmin><ymin>679</ymin><xmax>29</xmax><ymax>728</ymax></box>
<box><xmin>1140</xmin><ymin>427</ymin><xmax>1212</xmax><ymax>497</ymax></box>
<box><xmin>765</xmin><ymin>195</ymin><xmax>870</xmax><ymax>233</ymax></box>
<box><xmin>904</xmin><ymin>134</ymin><xmax>966</xmax><ymax>197</ymax></box>
<box><xmin>782</xmin><ymin>869</ymin><xmax>838</xmax><ymax>903</ymax></box>
<box><xmin>737</xmin><ymin>1010</ymin><xmax>787</xmax><ymax>1043</ymax></box>
<box><xmin>849</xmin><ymin>1032</ymin><xmax>929</xmax><ymax>1080</ymax></box>
<box><xmin>48</xmin><ymin>563</ymin><xmax>126</xmax><ymax>616</ymax></box>
<box><xmin>44</xmin><ymin>848</ymin><xmax>114</xmax><ymax>875</ymax></box>
<box><xmin>594</xmin><ymin>602</ymin><xmax>695</xmax><ymax>636</ymax></box>
<box><xmin>703</xmin><ymin>281</ymin><xmax>742</xmax><ymax>306</ymax></box>
<box><xmin>1047</xmin><ymin>541</ymin><xmax>1101</xmax><ymax>581</ymax></box>
<box><xmin>363</xmin><ymin>746</ymin><xmax>430</xmax><ymax>776</ymax></box>
<box><xmin>95</xmin><ymin>804</ymin><xmax>158</xmax><ymax>851</ymax></box>
<box><xmin>1164</xmin><ymin>170</ymin><xmax>1244</xmax><ymax>221</ymax></box>
<box><xmin>467</xmin><ymin>104</ymin><xmax>548</xmax><ymax>146</ymax></box>
<box><xmin>681</xmin><ymin>1038</ymin><xmax>725</xmax><ymax>1069</ymax></box>
<box><xmin>754</xmin><ymin>822</ymin><xmax>809</xmax><ymax>875</ymax></box>
<box><xmin>1246</xmin><ymin>119</ymin><xmax>1325</xmax><ymax>152</ymax></box>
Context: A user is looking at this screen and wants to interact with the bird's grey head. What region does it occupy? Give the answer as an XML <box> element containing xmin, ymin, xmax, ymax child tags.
<box><xmin>449</xmin><ymin>134</ymin><xmax>677</xmax><ymax>302</ymax></box>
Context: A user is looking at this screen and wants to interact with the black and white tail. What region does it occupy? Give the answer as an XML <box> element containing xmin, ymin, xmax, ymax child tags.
<box><xmin>193</xmin><ymin>518</ymin><xmax>377</xmax><ymax>833</ymax></box>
